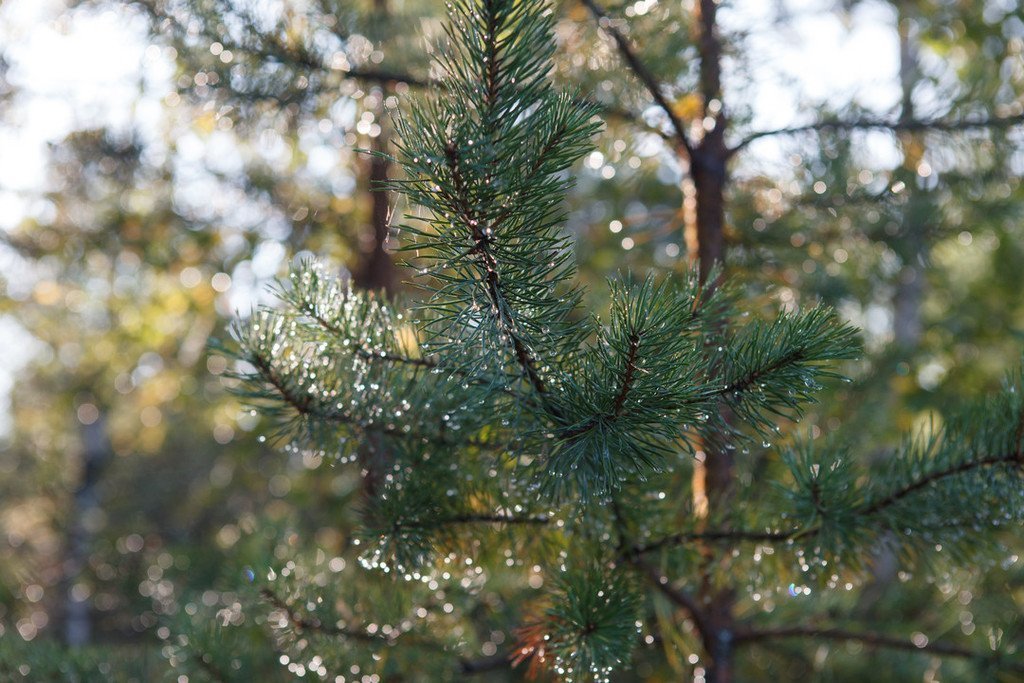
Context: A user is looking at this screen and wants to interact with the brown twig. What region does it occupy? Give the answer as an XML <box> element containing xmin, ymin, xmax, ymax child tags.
<box><xmin>579</xmin><ymin>0</ymin><xmax>695</xmax><ymax>159</ymax></box>
<box><xmin>735</xmin><ymin>625</ymin><xmax>1024</xmax><ymax>671</ymax></box>
<box><xmin>626</xmin><ymin>528</ymin><xmax>795</xmax><ymax>558</ymax></box>
<box><xmin>859</xmin><ymin>452</ymin><xmax>1024</xmax><ymax>517</ymax></box>
<box><xmin>611</xmin><ymin>333</ymin><xmax>641</xmax><ymax>417</ymax></box>
<box><xmin>443</xmin><ymin>141</ymin><xmax>551</xmax><ymax>402</ymax></box>
<box><xmin>731</xmin><ymin>112</ymin><xmax>1024</xmax><ymax>155</ymax></box>
<box><xmin>632</xmin><ymin>557</ymin><xmax>713</xmax><ymax>655</ymax></box>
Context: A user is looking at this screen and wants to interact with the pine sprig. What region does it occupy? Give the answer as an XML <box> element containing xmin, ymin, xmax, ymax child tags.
<box><xmin>542</xmin><ymin>275</ymin><xmax>714</xmax><ymax>499</ymax></box>
<box><xmin>515</xmin><ymin>564</ymin><xmax>641</xmax><ymax>683</ymax></box>
<box><xmin>391</xmin><ymin>0</ymin><xmax>600</xmax><ymax>410</ymax></box>
<box><xmin>223</xmin><ymin>262</ymin><xmax>495</xmax><ymax>455</ymax></box>
<box><xmin>712</xmin><ymin>307</ymin><xmax>861</xmax><ymax>438</ymax></box>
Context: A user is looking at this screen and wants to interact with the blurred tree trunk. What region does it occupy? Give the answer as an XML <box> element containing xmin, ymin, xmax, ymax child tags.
<box><xmin>62</xmin><ymin>413</ymin><xmax>112</xmax><ymax>646</ymax></box>
<box><xmin>893</xmin><ymin>12</ymin><xmax>927</xmax><ymax>354</ymax></box>
<box><xmin>352</xmin><ymin>0</ymin><xmax>397</xmax><ymax>295</ymax></box>
<box><xmin>352</xmin><ymin>125</ymin><xmax>396</xmax><ymax>293</ymax></box>
<box><xmin>353</xmin><ymin>0</ymin><xmax>395</xmax><ymax>500</ymax></box>
<box><xmin>859</xmin><ymin>7</ymin><xmax>930</xmax><ymax>615</ymax></box>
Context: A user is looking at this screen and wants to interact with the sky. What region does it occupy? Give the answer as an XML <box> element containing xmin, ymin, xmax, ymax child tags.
<box><xmin>0</xmin><ymin>0</ymin><xmax>906</xmax><ymax>436</ymax></box>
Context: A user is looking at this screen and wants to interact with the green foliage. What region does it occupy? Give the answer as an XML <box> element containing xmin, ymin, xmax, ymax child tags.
<box><xmin>218</xmin><ymin>0</ymin><xmax>1024</xmax><ymax>677</ymax></box>
<box><xmin>220</xmin><ymin>1</ymin><xmax>905</xmax><ymax>679</ymax></box>
<box><xmin>528</xmin><ymin>564</ymin><xmax>642</xmax><ymax>683</ymax></box>
<box><xmin>7</xmin><ymin>0</ymin><xmax>1024</xmax><ymax>680</ymax></box>
<box><xmin>225</xmin><ymin>263</ymin><xmax>481</xmax><ymax>458</ymax></box>
<box><xmin>0</xmin><ymin>635</ymin><xmax>160</xmax><ymax>682</ymax></box>
<box><xmin>544</xmin><ymin>275</ymin><xmax>711</xmax><ymax>499</ymax></box>
<box><xmin>390</xmin><ymin>0</ymin><xmax>600</xmax><ymax>384</ymax></box>
<box><xmin>777</xmin><ymin>365</ymin><xmax>1024</xmax><ymax>572</ymax></box>
<box><xmin>715</xmin><ymin>307</ymin><xmax>860</xmax><ymax>439</ymax></box>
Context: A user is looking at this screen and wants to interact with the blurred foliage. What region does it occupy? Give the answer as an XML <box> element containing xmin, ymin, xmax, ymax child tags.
<box><xmin>0</xmin><ymin>0</ymin><xmax>1023</xmax><ymax>680</ymax></box>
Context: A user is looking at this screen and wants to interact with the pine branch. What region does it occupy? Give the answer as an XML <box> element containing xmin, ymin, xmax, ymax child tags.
<box><xmin>297</xmin><ymin>301</ymin><xmax>438</xmax><ymax>369</ymax></box>
<box><xmin>442</xmin><ymin>140</ymin><xmax>551</xmax><ymax>400</ymax></box>
<box><xmin>263</xmin><ymin>583</ymin><xmax>502</xmax><ymax>677</ymax></box>
<box><xmin>279</xmin><ymin>267</ymin><xmax>530</xmax><ymax>398</ymax></box>
<box><xmin>579</xmin><ymin>0</ymin><xmax>695</xmax><ymax>158</ymax></box>
<box><xmin>542</xmin><ymin>276</ymin><xmax>714</xmax><ymax>496</ymax></box>
<box><xmin>390</xmin><ymin>513</ymin><xmax>551</xmax><ymax>532</ymax></box>
<box><xmin>611</xmin><ymin>333</ymin><xmax>640</xmax><ymax>417</ymax></box>
<box><xmin>445</xmin><ymin>513</ymin><xmax>551</xmax><ymax>525</ymax></box>
<box><xmin>859</xmin><ymin>452</ymin><xmax>1024</xmax><ymax>517</ymax></box>
<box><xmin>706</xmin><ymin>308</ymin><xmax>860</xmax><ymax>437</ymax></box>
<box><xmin>557</xmin><ymin>330</ymin><xmax>640</xmax><ymax>440</ymax></box>
<box><xmin>392</xmin><ymin>0</ymin><xmax>603</xmax><ymax>435</ymax></box>
<box><xmin>631</xmin><ymin>425</ymin><xmax>1024</xmax><ymax>559</ymax></box>
<box><xmin>353</xmin><ymin>348</ymin><xmax>435</xmax><ymax>368</ymax></box>
<box><xmin>137</xmin><ymin>0</ymin><xmax>660</xmax><ymax>130</ymax></box>
<box><xmin>261</xmin><ymin>588</ymin><xmax>385</xmax><ymax>643</ymax></box>
<box><xmin>716</xmin><ymin>346</ymin><xmax>807</xmax><ymax>397</ymax></box>
<box><xmin>735</xmin><ymin>625</ymin><xmax>1024</xmax><ymax>670</ymax></box>
<box><xmin>732</xmin><ymin>112</ymin><xmax>1024</xmax><ymax>154</ymax></box>
<box><xmin>517</xmin><ymin>564</ymin><xmax>643</xmax><ymax>677</ymax></box>
<box><xmin>245</xmin><ymin>348</ymin><xmax>451</xmax><ymax>445</ymax></box>
<box><xmin>625</xmin><ymin>528</ymin><xmax>794</xmax><ymax>558</ymax></box>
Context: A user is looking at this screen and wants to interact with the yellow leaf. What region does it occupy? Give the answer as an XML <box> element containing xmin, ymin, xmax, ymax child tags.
<box><xmin>671</xmin><ymin>93</ymin><xmax>704</xmax><ymax>121</ymax></box>
<box><xmin>33</xmin><ymin>280</ymin><xmax>62</xmax><ymax>306</ymax></box>
<box><xmin>196</xmin><ymin>111</ymin><xmax>217</xmax><ymax>134</ymax></box>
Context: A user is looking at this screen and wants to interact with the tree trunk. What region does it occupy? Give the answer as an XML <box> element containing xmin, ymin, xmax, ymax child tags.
<box><xmin>690</xmin><ymin>1</ymin><xmax>735</xmax><ymax>680</ymax></box>
<box><xmin>859</xmin><ymin>7</ymin><xmax>928</xmax><ymax>615</ymax></box>
<box><xmin>63</xmin><ymin>414</ymin><xmax>112</xmax><ymax>646</ymax></box>
<box><xmin>893</xmin><ymin>12</ymin><xmax>927</xmax><ymax>353</ymax></box>
<box><xmin>352</xmin><ymin>0</ymin><xmax>397</xmax><ymax>294</ymax></box>
<box><xmin>352</xmin><ymin>129</ymin><xmax>397</xmax><ymax>293</ymax></box>
<box><xmin>353</xmin><ymin>0</ymin><xmax>396</xmax><ymax>501</ymax></box>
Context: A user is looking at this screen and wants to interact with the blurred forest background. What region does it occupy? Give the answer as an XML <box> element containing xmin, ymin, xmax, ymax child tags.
<box><xmin>1</xmin><ymin>0</ymin><xmax>1024</xmax><ymax>679</ymax></box>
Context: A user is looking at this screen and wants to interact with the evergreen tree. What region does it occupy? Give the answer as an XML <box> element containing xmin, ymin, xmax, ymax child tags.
<box><xmin>214</xmin><ymin>2</ymin><xmax>1024</xmax><ymax>681</ymax></box>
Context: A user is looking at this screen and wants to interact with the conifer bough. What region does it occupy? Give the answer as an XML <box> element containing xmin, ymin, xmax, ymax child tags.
<box><xmin>227</xmin><ymin>0</ymin><xmax>1024</xmax><ymax>680</ymax></box>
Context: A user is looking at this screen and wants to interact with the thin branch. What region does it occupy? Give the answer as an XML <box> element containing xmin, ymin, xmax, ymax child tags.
<box><xmin>630</xmin><ymin>449</ymin><xmax>1024</xmax><ymax>557</ymax></box>
<box><xmin>716</xmin><ymin>347</ymin><xmax>807</xmax><ymax>397</ymax></box>
<box><xmin>296</xmin><ymin>303</ymin><xmax>438</xmax><ymax>369</ymax></box>
<box><xmin>445</xmin><ymin>513</ymin><xmax>550</xmax><ymax>525</ymax></box>
<box><xmin>459</xmin><ymin>652</ymin><xmax>514</xmax><ymax>675</ymax></box>
<box><xmin>859</xmin><ymin>452</ymin><xmax>1024</xmax><ymax>517</ymax></box>
<box><xmin>618</xmin><ymin>503</ymin><xmax>713</xmax><ymax>657</ymax></box>
<box><xmin>731</xmin><ymin>112</ymin><xmax>1024</xmax><ymax>155</ymax></box>
<box><xmin>632</xmin><ymin>557</ymin><xmax>712</xmax><ymax>651</ymax></box>
<box><xmin>736</xmin><ymin>625</ymin><xmax>1024</xmax><ymax>670</ymax></box>
<box><xmin>558</xmin><ymin>331</ymin><xmax>641</xmax><ymax>440</ymax></box>
<box><xmin>354</xmin><ymin>348</ymin><xmax>435</xmax><ymax>368</ymax></box>
<box><xmin>626</xmin><ymin>528</ymin><xmax>795</xmax><ymax>558</ymax></box>
<box><xmin>579</xmin><ymin>0</ymin><xmax>694</xmax><ymax>158</ymax></box>
<box><xmin>261</xmin><ymin>588</ymin><xmax>383</xmax><ymax>642</ymax></box>
<box><xmin>391</xmin><ymin>513</ymin><xmax>550</xmax><ymax>533</ymax></box>
<box><xmin>290</xmin><ymin>298</ymin><xmax>529</xmax><ymax>399</ymax></box>
<box><xmin>611</xmin><ymin>332</ymin><xmax>641</xmax><ymax>417</ymax></box>
<box><xmin>245</xmin><ymin>348</ymin><xmax>465</xmax><ymax>446</ymax></box>
<box><xmin>264</xmin><ymin>585</ymin><xmax>515</xmax><ymax>674</ymax></box>
<box><xmin>133</xmin><ymin>0</ymin><xmax>656</xmax><ymax>134</ymax></box>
